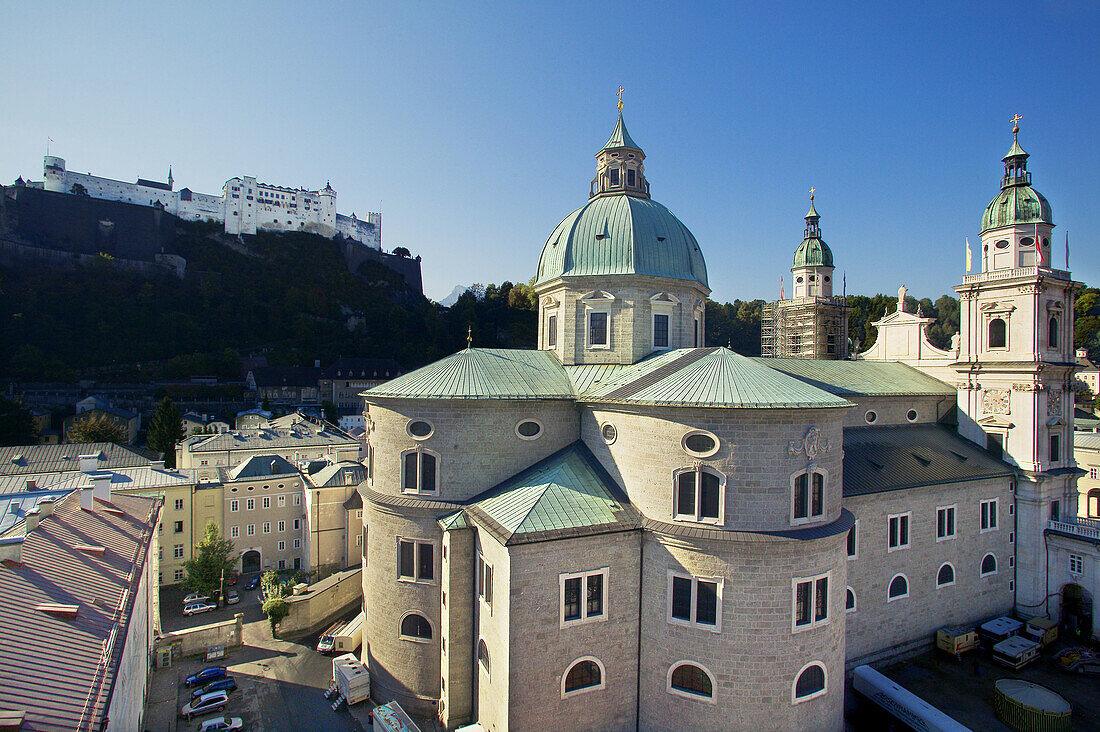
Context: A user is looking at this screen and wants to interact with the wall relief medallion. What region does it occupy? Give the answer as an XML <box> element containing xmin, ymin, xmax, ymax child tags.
<box><xmin>1048</xmin><ymin>390</ymin><xmax>1062</xmax><ymax>416</ymax></box>
<box><xmin>1011</xmin><ymin>382</ymin><xmax>1044</xmax><ymax>392</ymax></box>
<box><xmin>983</xmin><ymin>389</ymin><xmax>1010</xmax><ymax>415</ymax></box>
<box><xmin>788</xmin><ymin>427</ymin><xmax>830</xmax><ymax>459</ymax></box>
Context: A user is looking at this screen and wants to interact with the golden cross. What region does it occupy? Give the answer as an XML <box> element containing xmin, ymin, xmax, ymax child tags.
<box><xmin>617</xmin><ymin>86</ymin><xmax>624</xmax><ymax>112</ymax></box>
<box><xmin>809</xmin><ymin>187</ymin><xmax>815</xmax><ymax>200</ymax></box>
<box><xmin>1011</xmin><ymin>113</ymin><xmax>1022</xmax><ymax>133</ymax></box>
<box><xmin>467</xmin><ymin>325</ymin><xmax>473</xmax><ymax>348</ymax></box>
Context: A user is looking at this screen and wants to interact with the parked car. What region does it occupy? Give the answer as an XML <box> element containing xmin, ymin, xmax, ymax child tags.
<box><xmin>179</xmin><ymin>690</ymin><xmax>229</xmax><ymax>720</ymax></box>
<box><xmin>226</xmin><ymin>589</ymin><xmax>240</xmax><ymax>605</ymax></box>
<box><xmin>184</xmin><ymin>601</ymin><xmax>217</xmax><ymax>616</ymax></box>
<box><xmin>185</xmin><ymin>666</ymin><xmax>228</xmax><ymax>687</ymax></box>
<box><xmin>199</xmin><ymin>717</ymin><xmax>244</xmax><ymax>732</ymax></box>
<box><xmin>191</xmin><ymin>676</ymin><xmax>237</xmax><ymax>700</ymax></box>
<box><xmin>244</xmin><ymin>576</ymin><xmax>260</xmax><ymax>591</ymax></box>
<box><xmin>227</xmin><ymin>572</ymin><xmax>239</xmax><ymax>586</ymax></box>
<box><xmin>183</xmin><ymin>593</ymin><xmax>212</xmax><ymax>605</ymax></box>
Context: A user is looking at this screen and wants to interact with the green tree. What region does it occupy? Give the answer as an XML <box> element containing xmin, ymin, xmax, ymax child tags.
<box><xmin>0</xmin><ymin>398</ymin><xmax>36</xmax><ymax>446</ymax></box>
<box><xmin>68</xmin><ymin>413</ymin><xmax>127</xmax><ymax>444</ymax></box>
<box><xmin>182</xmin><ymin>521</ymin><xmax>239</xmax><ymax>599</ymax></box>
<box><xmin>146</xmin><ymin>396</ymin><xmax>185</xmax><ymax>467</ymax></box>
<box><xmin>260</xmin><ymin>569</ymin><xmax>292</xmax><ymax>635</ymax></box>
<box><xmin>321</xmin><ymin>400</ymin><xmax>339</xmax><ymax>426</ymax></box>
<box><xmin>261</xmin><ymin>397</ymin><xmax>272</xmax><ymax>412</ymax></box>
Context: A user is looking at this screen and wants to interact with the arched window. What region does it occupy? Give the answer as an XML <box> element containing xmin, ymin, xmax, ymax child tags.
<box><xmin>674</xmin><ymin>466</ymin><xmax>724</xmax><ymax>523</ymax></box>
<box><xmin>793</xmin><ymin>662</ymin><xmax>827</xmax><ymax>703</ymax></box>
<box><xmin>937</xmin><ymin>563</ymin><xmax>956</xmax><ymax>588</ymax></box>
<box><xmin>399</xmin><ymin>613</ymin><xmax>432</xmax><ymax>640</ymax></box>
<box><xmin>845</xmin><ymin>587</ymin><xmax>856</xmax><ymax>613</ymax></box>
<box><xmin>988</xmin><ymin>318</ymin><xmax>1007</xmax><ymax>349</ymax></box>
<box><xmin>1049</xmin><ymin>317</ymin><xmax>1059</xmax><ymax>348</ymax></box>
<box><xmin>477</xmin><ymin>639</ymin><xmax>490</xmax><ymax>677</ymax></box>
<box><xmin>562</xmin><ymin>658</ymin><xmax>604</xmax><ymax>697</ymax></box>
<box><xmin>981</xmin><ymin>553</ymin><xmax>998</xmax><ymax>577</ymax></box>
<box><xmin>1088</xmin><ymin>488</ymin><xmax>1100</xmax><ymax>518</ymax></box>
<box><xmin>888</xmin><ymin>574</ymin><xmax>909</xmax><ymax>601</ymax></box>
<box><xmin>668</xmin><ymin>662</ymin><xmax>715</xmax><ymax>701</ymax></box>
<box><xmin>792</xmin><ymin>469</ymin><xmax>826</xmax><ymax>524</ymax></box>
<box><xmin>401</xmin><ymin>448</ymin><xmax>438</xmax><ymax>494</ymax></box>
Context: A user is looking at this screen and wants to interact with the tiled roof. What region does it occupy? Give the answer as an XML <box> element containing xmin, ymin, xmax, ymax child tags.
<box><xmin>249</xmin><ymin>366</ymin><xmax>323</xmax><ymax>387</ymax></box>
<box><xmin>466</xmin><ymin>442</ymin><xmax>640</xmax><ymax>545</ymax></box>
<box><xmin>0</xmin><ymin>490</ymin><xmax>160</xmax><ymax>732</ymax></box>
<box><xmin>1074</xmin><ymin>409</ymin><xmax>1100</xmax><ymax>432</ymax></box>
<box><xmin>227</xmin><ymin>455</ymin><xmax>299</xmax><ymax>480</ymax></box>
<box><xmin>581</xmin><ymin>347</ymin><xmax>851</xmax><ymax>409</ymax></box>
<box><xmin>1075</xmin><ymin>432</ymin><xmax>1100</xmax><ymax>451</ymax></box>
<box><xmin>181</xmin><ymin>423</ymin><xmax>358</xmax><ymax>453</ymax></box>
<box><xmin>756</xmin><ymin>358</ymin><xmax>956</xmax><ymax>397</ymax></box>
<box><xmin>321</xmin><ymin>357</ymin><xmax>404</xmax><ymax>380</ymax></box>
<box><xmin>0</xmin><ymin>444</ymin><xmax>153</xmax><ymax>476</ymax></box>
<box><xmin>843</xmin><ymin>425</ymin><xmax>1014</xmax><ymax>496</ymax></box>
<box><xmin>365</xmin><ymin>348</ymin><xmax>575</xmax><ymax>400</ymax></box>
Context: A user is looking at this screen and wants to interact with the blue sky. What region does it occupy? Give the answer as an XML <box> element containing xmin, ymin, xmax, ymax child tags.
<box><xmin>2</xmin><ymin>1</ymin><xmax>1097</xmax><ymax>303</ymax></box>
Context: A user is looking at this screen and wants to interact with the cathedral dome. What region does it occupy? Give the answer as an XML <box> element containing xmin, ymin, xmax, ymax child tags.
<box><xmin>981</xmin><ymin>185</ymin><xmax>1053</xmax><ymax>234</ymax></box>
<box><xmin>792</xmin><ymin>198</ymin><xmax>833</xmax><ymax>268</ymax></box>
<box><xmin>534</xmin><ymin>194</ymin><xmax>708</xmax><ymax>287</ymax></box>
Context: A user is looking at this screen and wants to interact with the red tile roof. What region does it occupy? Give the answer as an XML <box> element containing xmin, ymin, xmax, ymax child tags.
<box><xmin>0</xmin><ymin>490</ymin><xmax>160</xmax><ymax>731</ymax></box>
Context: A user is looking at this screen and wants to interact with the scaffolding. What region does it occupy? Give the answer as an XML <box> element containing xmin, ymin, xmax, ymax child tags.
<box><xmin>761</xmin><ymin>296</ymin><xmax>849</xmax><ymax>359</ymax></box>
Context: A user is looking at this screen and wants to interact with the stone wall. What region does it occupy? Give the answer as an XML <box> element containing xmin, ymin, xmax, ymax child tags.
<box><xmin>156</xmin><ymin>613</ymin><xmax>244</xmax><ymax>658</ymax></box>
<box><xmin>278</xmin><ymin>566</ymin><xmax>362</xmax><ymax>638</ymax></box>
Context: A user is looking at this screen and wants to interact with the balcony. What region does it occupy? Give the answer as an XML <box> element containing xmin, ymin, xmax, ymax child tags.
<box><xmin>1048</xmin><ymin>516</ymin><xmax>1100</xmax><ymax>542</ymax></box>
<box><xmin>962</xmin><ymin>266</ymin><xmax>1072</xmax><ymax>286</ymax></box>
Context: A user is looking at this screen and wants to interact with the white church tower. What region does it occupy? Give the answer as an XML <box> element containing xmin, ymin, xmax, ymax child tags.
<box><xmin>954</xmin><ymin>117</ymin><xmax>1083</xmax><ymax>616</ymax></box>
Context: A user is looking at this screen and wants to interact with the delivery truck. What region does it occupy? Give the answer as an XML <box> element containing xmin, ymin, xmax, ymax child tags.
<box><xmin>330</xmin><ymin>653</ymin><xmax>370</xmax><ymax>706</ymax></box>
<box><xmin>335</xmin><ymin>611</ymin><xmax>365</xmax><ymax>653</ymax></box>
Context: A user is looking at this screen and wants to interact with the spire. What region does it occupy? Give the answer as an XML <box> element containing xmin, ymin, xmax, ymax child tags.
<box><xmin>1001</xmin><ymin>114</ymin><xmax>1031</xmax><ymax>189</ymax></box>
<box><xmin>167</xmin><ymin>166</ymin><xmax>173</xmax><ymax>190</ymax></box>
<box><xmin>599</xmin><ymin>111</ymin><xmax>641</xmax><ymax>153</ymax></box>
<box><xmin>592</xmin><ymin>89</ymin><xmax>649</xmax><ymax>198</ymax></box>
<box><xmin>804</xmin><ymin>188</ymin><xmax>821</xmax><ymax>238</ymax></box>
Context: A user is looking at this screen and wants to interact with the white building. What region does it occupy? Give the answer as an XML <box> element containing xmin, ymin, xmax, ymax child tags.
<box><xmin>39</xmin><ymin>154</ymin><xmax>381</xmax><ymax>249</ymax></box>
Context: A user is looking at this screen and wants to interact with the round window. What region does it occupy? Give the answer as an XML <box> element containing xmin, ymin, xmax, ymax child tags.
<box><xmin>906</xmin><ymin>409</ymin><xmax>918</xmax><ymax>422</ymax></box>
<box><xmin>865</xmin><ymin>411</ymin><xmax>878</xmax><ymax>424</ymax></box>
<box><xmin>407</xmin><ymin>420</ymin><xmax>434</xmax><ymax>439</ymax></box>
<box><xmin>995</xmin><ymin>240</ymin><xmax>1010</xmax><ymax>249</ymax></box>
<box><xmin>808</xmin><ymin>275</ymin><xmax>816</xmax><ymax>282</ymax></box>
<box><xmin>515</xmin><ymin>420</ymin><xmax>543</xmax><ymax>440</ymax></box>
<box><xmin>682</xmin><ymin>430</ymin><xmax>720</xmax><ymax>457</ymax></box>
<box><xmin>601</xmin><ymin>423</ymin><xmax>618</xmax><ymax>444</ymax></box>
<box><xmin>796</xmin><ymin>276</ymin><xmax>804</xmax><ymax>283</ymax></box>
<box><xmin>824</xmin><ymin>276</ymin><xmax>831</xmax><ymax>282</ymax></box>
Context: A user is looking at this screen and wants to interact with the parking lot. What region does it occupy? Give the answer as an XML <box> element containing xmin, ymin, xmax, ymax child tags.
<box><xmin>145</xmin><ymin>582</ymin><xmax>375</xmax><ymax>732</ymax></box>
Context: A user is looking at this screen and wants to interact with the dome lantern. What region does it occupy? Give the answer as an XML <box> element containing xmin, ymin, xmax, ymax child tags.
<box><xmin>591</xmin><ymin>94</ymin><xmax>650</xmax><ymax>199</ymax></box>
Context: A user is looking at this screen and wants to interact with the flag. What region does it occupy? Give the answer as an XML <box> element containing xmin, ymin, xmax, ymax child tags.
<box><xmin>1036</xmin><ymin>223</ymin><xmax>1044</xmax><ymax>266</ymax></box>
<box><xmin>843</xmin><ymin>272</ymin><xmax>846</xmax><ymax>297</ymax></box>
<box><xmin>965</xmin><ymin>237</ymin><xmax>972</xmax><ymax>273</ymax></box>
<box><xmin>1066</xmin><ymin>231</ymin><xmax>1069</xmax><ymax>269</ymax></box>
<box><xmin>780</xmin><ymin>276</ymin><xmax>784</xmax><ymax>300</ymax></box>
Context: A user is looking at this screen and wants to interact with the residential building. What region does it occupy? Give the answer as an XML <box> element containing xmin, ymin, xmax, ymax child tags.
<box><xmin>0</xmin><ymin>486</ymin><xmax>161</xmax><ymax>731</ymax></box>
<box><xmin>64</xmin><ymin>396</ymin><xmax>140</xmax><ymax>444</ymax></box>
<box><xmin>221</xmin><ymin>455</ymin><xmax>307</xmax><ymax>574</ymax></box>
<box><xmin>1076</xmin><ymin>348</ymin><xmax>1099</xmax><ymax>400</ymax></box>
<box><xmin>0</xmin><ymin>442</ymin><xmax>153</xmax><ymax>476</ymax></box>
<box><xmin>246</xmin><ymin>366</ymin><xmax>323</xmax><ymax>408</ymax></box>
<box><xmin>320</xmin><ymin>357</ymin><xmax>405</xmax><ymax>416</ymax></box>
<box><xmin>181</xmin><ymin>411</ymin><xmax>230</xmax><ymax>435</ymax></box>
<box><xmin>176</xmin><ymin>418</ymin><xmax>360</xmax><ymax>478</ymax></box>
<box><xmin>303</xmin><ymin>460</ymin><xmax>368</xmax><ymax>573</ymax></box>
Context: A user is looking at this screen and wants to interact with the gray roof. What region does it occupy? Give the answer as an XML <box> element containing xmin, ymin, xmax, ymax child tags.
<box><xmin>181</xmin><ymin>423</ymin><xmax>358</xmax><ymax>453</ymax></box>
<box><xmin>0</xmin><ymin>490</ymin><xmax>160</xmax><ymax>732</ymax></box>
<box><xmin>1075</xmin><ymin>432</ymin><xmax>1100</xmax><ymax>451</ymax></box>
<box><xmin>227</xmin><ymin>455</ymin><xmax>299</xmax><ymax>480</ymax></box>
<box><xmin>756</xmin><ymin>359</ymin><xmax>956</xmax><ymax>397</ymax></box>
<box><xmin>843</xmin><ymin>425</ymin><xmax>1014</xmax><ymax>496</ymax></box>
<box><xmin>308</xmin><ymin>461</ymin><xmax>368</xmax><ymax>488</ymax></box>
<box><xmin>0</xmin><ymin>443</ymin><xmax>154</xmax><ymax>476</ymax></box>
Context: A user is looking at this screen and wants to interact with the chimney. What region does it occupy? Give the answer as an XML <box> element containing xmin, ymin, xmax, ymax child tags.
<box><xmin>150</xmin><ymin>460</ymin><xmax>165</xmax><ymax>471</ymax></box>
<box><xmin>37</xmin><ymin>499</ymin><xmax>55</xmax><ymax>518</ymax></box>
<box><xmin>0</xmin><ymin>536</ymin><xmax>23</xmax><ymax>564</ymax></box>
<box><xmin>80</xmin><ymin>486</ymin><xmax>94</xmax><ymax>510</ymax></box>
<box><xmin>92</xmin><ymin>475</ymin><xmax>112</xmax><ymax>503</ymax></box>
<box><xmin>79</xmin><ymin>453</ymin><xmax>100</xmax><ymax>473</ymax></box>
<box><xmin>25</xmin><ymin>479</ymin><xmax>37</xmax><ymax>491</ymax></box>
<box><xmin>1078</xmin><ymin>348</ymin><xmax>1089</xmax><ymax>359</ymax></box>
<box><xmin>25</xmin><ymin>509</ymin><xmax>40</xmax><ymax>534</ymax></box>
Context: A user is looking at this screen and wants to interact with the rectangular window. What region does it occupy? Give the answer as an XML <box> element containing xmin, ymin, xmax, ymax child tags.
<box><xmin>936</xmin><ymin>505</ymin><xmax>956</xmax><ymax>541</ymax></box>
<box><xmin>294</xmin><ymin>538</ymin><xmax>300</xmax><ymax>549</ymax></box>
<box><xmin>609</xmin><ymin>168</ymin><xmax>620</xmax><ymax>186</ymax></box>
<box><xmin>793</xmin><ymin>471</ymin><xmax>825</xmax><ymax>523</ymax></box>
<box><xmin>1070</xmin><ymin>554</ymin><xmax>1083</xmax><ymax>574</ymax></box>
<box><xmin>174</xmin><ymin>569</ymin><xmax>185</xmax><ymax>582</ymax></box>
<box><xmin>263</xmin><ymin>522</ymin><xmax>271</xmax><ymax>534</ymax></box>
<box><xmin>588</xmin><ymin>311</ymin><xmax>609</xmax><ymax>347</ymax></box>
<box><xmin>560</xmin><ymin>568</ymin><xmax>608</xmax><ymax>626</ymax></box>
<box><xmin>792</xmin><ymin>573</ymin><xmax>830</xmax><ymax>632</ymax></box>
<box><xmin>653</xmin><ymin>313</ymin><xmax>669</xmax><ymax>348</ymax></box>
<box><xmin>403</xmin><ymin>451</ymin><xmax>437</xmax><ymax>494</ymax></box>
<box><xmin>174</xmin><ymin>498</ymin><xmax>184</xmax><ymax>510</ymax></box>
<box><xmin>627</xmin><ymin>168</ymin><xmax>636</xmax><ymax>187</ymax></box>
<box><xmin>293</xmin><ymin>519</ymin><xmax>300</xmax><ymax>530</ymax></box>
<box><xmin>1090</xmin><ymin>467</ymin><xmax>1099</xmax><ymax>480</ymax></box>
<box><xmin>846</xmin><ymin>522</ymin><xmax>858</xmax><ymax>559</ymax></box>
<box><xmin>980</xmin><ymin>499</ymin><xmax>998</xmax><ymax>532</ymax></box>
<box><xmin>987</xmin><ymin>432</ymin><xmax>1004</xmax><ymax>460</ymax></box>
<box><xmin>477</xmin><ymin>554</ymin><xmax>493</xmax><ymax>606</ymax></box>
<box><xmin>278</xmin><ymin>559</ymin><xmax>286</xmax><ymax>570</ymax></box>
<box><xmin>276</xmin><ymin>520</ymin><xmax>284</xmax><ymax>532</ymax></box>
<box><xmin>295</xmin><ymin>495</ymin><xmax>301</xmax><ymax>506</ymax></box>
<box><xmin>547</xmin><ymin>314</ymin><xmax>557</xmax><ymax>348</ymax></box>
<box><xmin>1049</xmin><ymin>434</ymin><xmax>1060</xmax><ymax>462</ymax></box>
<box><xmin>230</xmin><ymin>499</ymin><xmax>239</xmax><ymax>512</ymax></box>
<box><xmin>231</xmin><ymin>526</ymin><xmax>239</xmax><ymax>538</ymax></box>
<box><xmin>398</xmin><ymin>539</ymin><xmax>434</xmax><ymax>582</ymax></box>
<box><xmin>278</xmin><ymin>495</ymin><xmax>286</xmax><ymax>507</ymax></box>
<box><xmin>355</xmin><ymin>533</ymin><xmax>363</xmax><ymax>547</ymax></box>
<box><xmin>246</xmin><ymin>498</ymin><xmax>255</xmax><ymax>511</ymax></box>
<box><xmin>174</xmin><ymin>520</ymin><xmax>184</xmax><ymax>533</ymax></box>
<box><xmin>173</xmin><ymin>544</ymin><xmax>184</xmax><ymax>558</ymax></box>
<box><xmin>674</xmin><ymin>469</ymin><xmax>722</xmax><ymax>523</ymax></box>
<box><xmin>888</xmin><ymin>513</ymin><xmax>910</xmax><ymax>551</ymax></box>
<box><xmin>667</xmin><ymin>571</ymin><xmax>722</xmax><ymax>632</ymax></box>
<box><xmin>247</xmin><ymin>524</ymin><xmax>255</xmax><ymax>536</ymax></box>
<box><xmin>263</xmin><ymin>496</ymin><xmax>270</xmax><ymax>509</ymax></box>
<box><xmin>278</xmin><ymin>540</ymin><xmax>285</xmax><ymax>551</ymax></box>
<box><xmin>1050</xmin><ymin>500</ymin><xmax>1060</xmax><ymax>521</ymax></box>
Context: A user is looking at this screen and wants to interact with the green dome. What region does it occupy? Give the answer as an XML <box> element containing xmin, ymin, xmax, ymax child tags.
<box><xmin>535</xmin><ymin>194</ymin><xmax>708</xmax><ymax>288</ymax></box>
<box><xmin>793</xmin><ymin>235</ymin><xmax>833</xmax><ymax>268</ymax></box>
<box><xmin>981</xmin><ymin>185</ymin><xmax>1053</xmax><ymax>234</ymax></box>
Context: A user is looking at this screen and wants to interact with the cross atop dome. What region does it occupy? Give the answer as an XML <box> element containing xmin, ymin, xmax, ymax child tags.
<box><xmin>592</xmin><ymin>98</ymin><xmax>649</xmax><ymax>199</ymax></box>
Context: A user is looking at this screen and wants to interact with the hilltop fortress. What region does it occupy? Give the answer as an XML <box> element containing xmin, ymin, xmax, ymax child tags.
<box><xmin>30</xmin><ymin>154</ymin><xmax>381</xmax><ymax>248</ymax></box>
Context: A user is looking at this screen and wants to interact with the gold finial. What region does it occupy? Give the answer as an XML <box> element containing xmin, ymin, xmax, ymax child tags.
<box><xmin>617</xmin><ymin>86</ymin><xmax>624</xmax><ymax>113</ymax></box>
<box><xmin>809</xmin><ymin>186</ymin><xmax>815</xmax><ymax>201</ymax></box>
<box><xmin>466</xmin><ymin>325</ymin><xmax>473</xmax><ymax>348</ymax></box>
<box><xmin>1011</xmin><ymin>113</ymin><xmax>1022</xmax><ymax>135</ymax></box>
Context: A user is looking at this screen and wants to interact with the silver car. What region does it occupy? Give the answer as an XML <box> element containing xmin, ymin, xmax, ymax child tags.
<box><xmin>180</xmin><ymin>690</ymin><xmax>229</xmax><ymax>720</ymax></box>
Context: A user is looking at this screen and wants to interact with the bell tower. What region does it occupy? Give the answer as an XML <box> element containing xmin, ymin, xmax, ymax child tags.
<box><xmin>954</xmin><ymin>117</ymin><xmax>1083</xmax><ymax>615</ymax></box>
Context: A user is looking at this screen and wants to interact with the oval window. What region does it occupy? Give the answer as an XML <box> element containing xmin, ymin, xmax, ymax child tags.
<box><xmin>407</xmin><ymin>420</ymin><xmax>434</xmax><ymax>439</ymax></box>
<box><xmin>515</xmin><ymin>420</ymin><xmax>542</xmax><ymax>440</ymax></box>
<box><xmin>865</xmin><ymin>411</ymin><xmax>878</xmax><ymax>424</ymax></box>
<box><xmin>995</xmin><ymin>240</ymin><xmax>1010</xmax><ymax>249</ymax></box>
<box><xmin>682</xmin><ymin>430</ymin><xmax>719</xmax><ymax>457</ymax></box>
<box><xmin>601</xmin><ymin>423</ymin><xmax>617</xmax><ymax>444</ymax></box>
<box><xmin>1020</xmin><ymin>237</ymin><xmax>1034</xmax><ymax>247</ymax></box>
<box><xmin>906</xmin><ymin>409</ymin><xmax>918</xmax><ymax>422</ymax></box>
<box><xmin>808</xmin><ymin>275</ymin><xmax>816</xmax><ymax>282</ymax></box>
<box><xmin>796</xmin><ymin>276</ymin><xmax>804</xmax><ymax>283</ymax></box>
<box><xmin>824</xmin><ymin>276</ymin><xmax>831</xmax><ymax>283</ymax></box>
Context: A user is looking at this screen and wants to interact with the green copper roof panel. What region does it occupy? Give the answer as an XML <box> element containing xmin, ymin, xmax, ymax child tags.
<box><xmin>468</xmin><ymin>442</ymin><xmax>637</xmax><ymax>544</ymax></box>
<box><xmin>437</xmin><ymin>510</ymin><xmax>469</xmax><ymax>531</ymax></box>
<box><xmin>981</xmin><ymin>185</ymin><xmax>1053</xmax><ymax>233</ymax></box>
<box><xmin>793</xmin><ymin>236</ymin><xmax>833</xmax><ymax>268</ymax></box>
<box><xmin>844</xmin><ymin>425</ymin><xmax>1013</xmax><ymax>496</ymax></box>
<box><xmin>756</xmin><ymin>359</ymin><xmax>956</xmax><ymax>397</ymax></box>
<box><xmin>564</xmin><ymin>364</ymin><xmax>626</xmax><ymax>395</ymax></box>
<box><xmin>1003</xmin><ymin>138</ymin><xmax>1028</xmax><ymax>160</ymax></box>
<box><xmin>364</xmin><ymin>348</ymin><xmax>574</xmax><ymax>400</ymax></box>
<box><xmin>581</xmin><ymin>347</ymin><xmax>850</xmax><ymax>408</ymax></box>
<box><xmin>599</xmin><ymin>112</ymin><xmax>640</xmax><ymax>152</ymax></box>
<box><xmin>535</xmin><ymin>194</ymin><xmax>709</xmax><ymax>287</ymax></box>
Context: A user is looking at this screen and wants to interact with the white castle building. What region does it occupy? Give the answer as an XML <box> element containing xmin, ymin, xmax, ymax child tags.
<box><xmin>356</xmin><ymin>110</ymin><xmax>1096</xmax><ymax>732</ymax></box>
<box><xmin>38</xmin><ymin>154</ymin><xmax>381</xmax><ymax>249</ymax></box>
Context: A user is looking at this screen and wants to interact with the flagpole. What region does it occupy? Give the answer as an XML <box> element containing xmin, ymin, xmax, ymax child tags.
<box><xmin>1065</xmin><ymin>231</ymin><xmax>1069</xmax><ymax>270</ymax></box>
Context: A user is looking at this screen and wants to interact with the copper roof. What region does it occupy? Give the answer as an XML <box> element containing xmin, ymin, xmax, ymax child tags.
<box><xmin>0</xmin><ymin>490</ymin><xmax>160</xmax><ymax>731</ymax></box>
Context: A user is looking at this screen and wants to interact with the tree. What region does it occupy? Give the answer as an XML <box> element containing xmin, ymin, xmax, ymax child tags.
<box><xmin>68</xmin><ymin>413</ymin><xmax>127</xmax><ymax>444</ymax></box>
<box><xmin>261</xmin><ymin>397</ymin><xmax>272</xmax><ymax>412</ymax></box>
<box><xmin>321</xmin><ymin>400</ymin><xmax>339</xmax><ymax>426</ymax></box>
<box><xmin>392</xmin><ymin>246</ymin><xmax>411</xmax><ymax>258</ymax></box>
<box><xmin>260</xmin><ymin>569</ymin><xmax>291</xmax><ymax>635</ymax></box>
<box><xmin>70</xmin><ymin>183</ymin><xmax>88</xmax><ymax>196</ymax></box>
<box><xmin>146</xmin><ymin>396</ymin><xmax>184</xmax><ymax>467</ymax></box>
<box><xmin>0</xmin><ymin>398</ymin><xmax>36</xmax><ymax>446</ymax></box>
<box><xmin>182</xmin><ymin>521</ymin><xmax>239</xmax><ymax>599</ymax></box>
